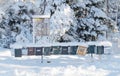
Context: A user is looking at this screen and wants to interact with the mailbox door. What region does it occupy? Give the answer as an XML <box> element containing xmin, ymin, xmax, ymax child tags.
<box><xmin>36</xmin><ymin>47</ymin><xmax>43</xmax><ymax>55</ymax></box>
<box><xmin>97</xmin><ymin>46</ymin><xmax>104</xmax><ymax>54</ymax></box>
<box><xmin>61</xmin><ymin>46</ymin><xmax>68</xmax><ymax>55</ymax></box>
<box><xmin>15</xmin><ymin>49</ymin><xmax>22</xmax><ymax>57</ymax></box>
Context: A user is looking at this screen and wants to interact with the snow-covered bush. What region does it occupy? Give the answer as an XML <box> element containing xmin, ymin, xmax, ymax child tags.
<box><xmin>0</xmin><ymin>1</ymin><xmax>36</xmax><ymax>47</ymax></box>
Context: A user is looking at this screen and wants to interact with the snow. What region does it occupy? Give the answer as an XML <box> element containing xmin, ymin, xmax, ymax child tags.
<box><xmin>10</xmin><ymin>43</ymin><xmax>23</xmax><ymax>49</ymax></box>
<box><xmin>91</xmin><ymin>6</ymin><xmax>107</xmax><ymax>18</ymax></box>
<box><xmin>10</xmin><ymin>41</ymin><xmax>112</xmax><ymax>49</ymax></box>
<box><xmin>32</xmin><ymin>15</ymin><xmax>50</xmax><ymax>19</ymax></box>
<box><xmin>49</xmin><ymin>3</ymin><xmax>75</xmax><ymax>41</ymax></box>
<box><xmin>0</xmin><ymin>46</ymin><xmax>120</xmax><ymax>76</ymax></box>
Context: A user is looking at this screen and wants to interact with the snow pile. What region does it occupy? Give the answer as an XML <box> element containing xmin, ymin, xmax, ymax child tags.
<box><xmin>0</xmin><ymin>47</ymin><xmax>120</xmax><ymax>76</ymax></box>
<box><xmin>0</xmin><ymin>48</ymin><xmax>11</xmax><ymax>56</ymax></box>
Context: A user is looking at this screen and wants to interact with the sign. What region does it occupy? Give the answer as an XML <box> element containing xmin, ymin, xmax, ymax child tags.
<box><xmin>32</xmin><ymin>15</ymin><xmax>50</xmax><ymax>43</ymax></box>
<box><xmin>77</xmin><ymin>46</ymin><xmax>87</xmax><ymax>56</ymax></box>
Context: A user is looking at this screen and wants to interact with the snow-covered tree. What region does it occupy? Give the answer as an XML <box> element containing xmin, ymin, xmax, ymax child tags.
<box><xmin>42</xmin><ymin>0</ymin><xmax>76</xmax><ymax>42</ymax></box>
<box><xmin>104</xmin><ymin>0</ymin><xmax>120</xmax><ymax>32</ymax></box>
<box><xmin>60</xmin><ymin>0</ymin><xmax>116</xmax><ymax>42</ymax></box>
<box><xmin>0</xmin><ymin>1</ymin><xmax>36</xmax><ymax>47</ymax></box>
<box><xmin>0</xmin><ymin>0</ymin><xmax>119</xmax><ymax>48</ymax></box>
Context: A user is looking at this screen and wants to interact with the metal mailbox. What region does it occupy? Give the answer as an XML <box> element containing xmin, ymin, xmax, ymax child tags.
<box><xmin>51</xmin><ymin>46</ymin><xmax>61</xmax><ymax>55</ymax></box>
<box><xmin>69</xmin><ymin>46</ymin><xmax>78</xmax><ymax>55</ymax></box>
<box><xmin>14</xmin><ymin>49</ymin><xmax>22</xmax><ymax>57</ymax></box>
<box><xmin>87</xmin><ymin>45</ymin><xmax>95</xmax><ymax>54</ymax></box>
<box><xmin>96</xmin><ymin>46</ymin><xmax>104</xmax><ymax>54</ymax></box>
<box><xmin>61</xmin><ymin>46</ymin><xmax>69</xmax><ymax>55</ymax></box>
<box><xmin>28</xmin><ymin>47</ymin><xmax>35</xmax><ymax>55</ymax></box>
<box><xmin>44</xmin><ymin>47</ymin><xmax>51</xmax><ymax>55</ymax></box>
<box><xmin>35</xmin><ymin>47</ymin><xmax>43</xmax><ymax>55</ymax></box>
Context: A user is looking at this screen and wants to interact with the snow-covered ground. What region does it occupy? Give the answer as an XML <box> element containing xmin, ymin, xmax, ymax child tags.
<box><xmin>0</xmin><ymin>47</ymin><xmax>120</xmax><ymax>76</ymax></box>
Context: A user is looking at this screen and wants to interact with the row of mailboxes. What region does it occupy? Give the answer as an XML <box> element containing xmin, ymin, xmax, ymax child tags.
<box><xmin>51</xmin><ymin>46</ymin><xmax>78</xmax><ymax>55</ymax></box>
<box><xmin>14</xmin><ymin>45</ymin><xmax>104</xmax><ymax>57</ymax></box>
<box><xmin>27</xmin><ymin>46</ymin><xmax>78</xmax><ymax>56</ymax></box>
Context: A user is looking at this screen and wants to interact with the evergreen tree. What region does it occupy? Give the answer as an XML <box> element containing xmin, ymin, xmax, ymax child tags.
<box><xmin>0</xmin><ymin>2</ymin><xmax>36</xmax><ymax>47</ymax></box>
<box><xmin>60</xmin><ymin>0</ymin><xmax>116</xmax><ymax>42</ymax></box>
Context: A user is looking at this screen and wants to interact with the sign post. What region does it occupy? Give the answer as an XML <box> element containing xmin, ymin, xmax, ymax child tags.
<box><xmin>32</xmin><ymin>15</ymin><xmax>50</xmax><ymax>63</ymax></box>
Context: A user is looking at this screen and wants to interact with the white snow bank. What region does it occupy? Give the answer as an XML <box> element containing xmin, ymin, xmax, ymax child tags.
<box><xmin>0</xmin><ymin>48</ymin><xmax>11</xmax><ymax>56</ymax></box>
<box><xmin>0</xmin><ymin>54</ymin><xmax>120</xmax><ymax>76</ymax></box>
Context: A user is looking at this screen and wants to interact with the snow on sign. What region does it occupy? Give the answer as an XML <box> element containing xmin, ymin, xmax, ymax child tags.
<box><xmin>32</xmin><ymin>15</ymin><xmax>50</xmax><ymax>44</ymax></box>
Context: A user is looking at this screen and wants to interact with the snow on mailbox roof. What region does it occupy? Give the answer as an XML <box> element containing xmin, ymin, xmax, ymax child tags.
<box><xmin>96</xmin><ymin>41</ymin><xmax>112</xmax><ymax>46</ymax></box>
<box><xmin>10</xmin><ymin>41</ymin><xmax>112</xmax><ymax>49</ymax></box>
<box><xmin>91</xmin><ymin>41</ymin><xmax>112</xmax><ymax>47</ymax></box>
<box><xmin>32</xmin><ymin>15</ymin><xmax>50</xmax><ymax>19</ymax></box>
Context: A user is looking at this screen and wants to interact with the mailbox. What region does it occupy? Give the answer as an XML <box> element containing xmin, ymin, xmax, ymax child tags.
<box><xmin>14</xmin><ymin>49</ymin><xmax>22</xmax><ymax>57</ymax></box>
<box><xmin>96</xmin><ymin>46</ymin><xmax>104</xmax><ymax>54</ymax></box>
<box><xmin>69</xmin><ymin>46</ymin><xmax>78</xmax><ymax>55</ymax></box>
<box><xmin>35</xmin><ymin>47</ymin><xmax>43</xmax><ymax>55</ymax></box>
<box><xmin>61</xmin><ymin>46</ymin><xmax>69</xmax><ymax>55</ymax></box>
<box><xmin>87</xmin><ymin>45</ymin><xmax>96</xmax><ymax>54</ymax></box>
<box><xmin>51</xmin><ymin>46</ymin><xmax>61</xmax><ymax>55</ymax></box>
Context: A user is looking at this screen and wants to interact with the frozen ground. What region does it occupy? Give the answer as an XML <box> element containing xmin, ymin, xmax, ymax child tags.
<box><xmin>0</xmin><ymin>48</ymin><xmax>120</xmax><ymax>76</ymax></box>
